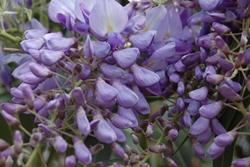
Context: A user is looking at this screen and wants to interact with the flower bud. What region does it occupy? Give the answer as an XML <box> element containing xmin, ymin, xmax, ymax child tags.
<box><xmin>131</xmin><ymin>64</ymin><xmax>160</xmax><ymax>87</ymax></box>
<box><xmin>76</xmin><ymin>107</ymin><xmax>90</xmax><ymax>136</ymax></box>
<box><xmin>214</xmin><ymin>131</ymin><xmax>237</xmax><ymax>147</ymax></box>
<box><xmin>195</xmin><ymin>66</ymin><xmax>203</xmax><ymax>80</ymax></box>
<box><xmin>65</xmin><ymin>155</ymin><xmax>76</xmax><ymax>167</ymax></box>
<box><xmin>29</xmin><ymin>62</ymin><xmax>52</xmax><ymax>78</ymax></box>
<box><xmin>1</xmin><ymin>103</ymin><xmax>26</xmax><ymax>114</ymax></box>
<box><xmin>231</xmin><ymin>157</ymin><xmax>250</xmax><ymax>167</ymax></box>
<box><xmin>110</xmin><ymin>114</ymin><xmax>134</xmax><ymax>129</ymax></box>
<box><xmin>133</xmin><ymin>86</ymin><xmax>150</xmax><ymax>115</ymax></box>
<box><xmin>189</xmin><ymin>87</ymin><xmax>208</xmax><ymax>101</ymax></box>
<box><xmin>10</xmin><ymin>88</ymin><xmax>24</xmax><ymax>99</ymax></box>
<box><xmin>0</xmin><ymin>139</ymin><xmax>9</xmax><ymax>151</ymax></box>
<box><xmin>111</xmin><ymin>143</ymin><xmax>128</xmax><ymax>160</ymax></box>
<box><xmin>107</xmin><ymin>121</ymin><xmax>126</xmax><ymax>143</ymax></box>
<box><xmin>212</xmin><ymin>22</ymin><xmax>230</xmax><ymax>34</ymax></box>
<box><xmin>53</xmin><ymin>136</ymin><xmax>68</xmax><ymax>153</ymax></box>
<box><xmin>71</xmin><ymin>87</ymin><xmax>86</xmax><ymax>106</ymax></box>
<box><xmin>146</xmin><ymin>124</ymin><xmax>154</xmax><ymax>137</ymax></box>
<box><xmin>129</xmin><ymin>31</ymin><xmax>156</xmax><ymax>50</ymax></box>
<box><xmin>113</xmin><ymin>48</ymin><xmax>139</xmax><ymax>68</ymax></box>
<box><xmin>24</xmin><ymin>29</ymin><xmax>48</xmax><ymax>39</ymax></box>
<box><xmin>117</xmin><ymin>106</ymin><xmax>138</xmax><ymax>127</ymax></box>
<box><xmin>21</xmin><ymin>38</ymin><xmax>44</xmax><ymax>52</ymax></box>
<box><xmin>92</xmin><ymin>41</ymin><xmax>111</xmax><ymax>58</ymax></box>
<box><xmin>94</xmin><ymin>119</ymin><xmax>117</xmax><ymax>144</ymax></box>
<box><xmin>207</xmin><ymin>143</ymin><xmax>225</xmax><ymax>159</ymax></box>
<box><xmin>177</xmin><ymin>81</ymin><xmax>185</xmax><ymax>95</ymax></box>
<box><xmin>181</xmin><ymin>52</ymin><xmax>200</xmax><ymax>67</ymax></box>
<box><xmin>149</xmin><ymin>144</ymin><xmax>166</xmax><ymax>153</ymax></box>
<box><xmin>218</xmin><ymin>58</ymin><xmax>233</xmax><ymax>72</ymax></box>
<box><xmin>182</xmin><ymin>112</ymin><xmax>192</xmax><ymax>128</ymax></box>
<box><xmin>197</xmin><ymin>33</ymin><xmax>216</xmax><ymax>49</ymax></box>
<box><xmin>1</xmin><ymin>110</ymin><xmax>20</xmax><ymax>126</ymax></box>
<box><xmin>169</xmin><ymin>73</ymin><xmax>180</xmax><ymax>83</ymax></box>
<box><xmin>189</xmin><ymin>117</ymin><xmax>210</xmax><ymax>136</ymax></box>
<box><xmin>46</xmin><ymin>37</ymin><xmax>75</xmax><ymax>50</ymax></box>
<box><xmin>199</xmin><ymin>101</ymin><xmax>223</xmax><ymax>119</ymax></box>
<box><xmin>206</xmin><ymin>74</ymin><xmax>224</xmax><ymax>85</ymax></box>
<box><xmin>43</xmin><ymin>32</ymin><xmax>63</xmax><ymax>41</ymax></box>
<box><xmin>18</xmin><ymin>72</ymin><xmax>44</xmax><ymax>85</ymax></box>
<box><xmin>168</xmin><ymin>129</ymin><xmax>178</xmax><ymax>140</ymax></box>
<box><xmin>215</xmin><ymin>36</ymin><xmax>230</xmax><ymax>53</ymax></box>
<box><xmin>113</xmin><ymin>81</ymin><xmax>139</xmax><ymax>107</ymax></box>
<box><xmin>107</xmin><ymin>32</ymin><xmax>125</xmax><ymax>49</ymax></box>
<box><xmin>211</xmin><ymin>119</ymin><xmax>226</xmax><ymax>135</ymax></box>
<box><xmin>166</xmin><ymin>157</ymin><xmax>178</xmax><ymax>167</ymax></box>
<box><xmin>83</xmin><ymin>35</ymin><xmax>93</xmax><ymax>59</ymax></box>
<box><xmin>73</xmin><ymin>137</ymin><xmax>92</xmax><ymax>165</ymax></box>
<box><xmin>5</xmin><ymin>156</ymin><xmax>13</xmax><ymax>167</ymax></box>
<box><xmin>100</xmin><ymin>63</ymin><xmax>126</xmax><ymax>79</ymax></box>
<box><xmin>196</xmin><ymin>127</ymin><xmax>213</xmax><ymax>144</ymax></box>
<box><xmin>40</xmin><ymin>50</ymin><xmax>64</xmax><ymax>66</ymax></box>
<box><xmin>218</xmin><ymin>84</ymin><xmax>242</xmax><ymax>102</ymax></box>
<box><xmin>187</xmin><ymin>100</ymin><xmax>201</xmax><ymax>116</ymax></box>
<box><xmin>96</xmin><ymin>77</ymin><xmax>118</xmax><ymax>104</ymax></box>
<box><xmin>192</xmin><ymin>141</ymin><xmax>205</xmax><ymax>158</ymax></box>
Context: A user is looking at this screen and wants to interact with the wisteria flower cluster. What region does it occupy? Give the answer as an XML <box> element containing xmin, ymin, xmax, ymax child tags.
<box><xmin>1</xmin><ymin>0</ymin><xmax>250</xmax><ymax>166</ymax></box>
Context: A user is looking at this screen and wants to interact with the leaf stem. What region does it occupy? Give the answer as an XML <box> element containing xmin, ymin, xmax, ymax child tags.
<box><xmin>0</xmin><ymin>29</ymin><xmax>21</xmax><ymax>43</ymax></box>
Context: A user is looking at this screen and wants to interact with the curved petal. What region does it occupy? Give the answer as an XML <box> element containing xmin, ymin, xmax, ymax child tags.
<box><xmin>48</xmin><ymin>0</ymin><xmax>76</xmax><ymax>23</ymax></box>
<box><xmin>89</xmin><ymin>0</ymin><xmax>128</xmax><ymax>37</ymax></box>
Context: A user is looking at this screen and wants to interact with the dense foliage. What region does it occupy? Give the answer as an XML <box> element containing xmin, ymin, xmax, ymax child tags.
<box><xmin>0</xmin><ymin>0</ymin><xmax>250</xmax><ymax>166</ymax></box>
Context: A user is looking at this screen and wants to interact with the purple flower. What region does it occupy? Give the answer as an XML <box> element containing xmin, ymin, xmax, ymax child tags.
<box><xmin>129</xmin><ymin>31</ymin><xmax>156</xmax><ymax>50</ymax></box>
<box><xmin>113</xmin><ymin>48</ymin><xmax>139</xmax><ymax>68</ymax></box>
<box><xmin>214</xmin><ymin>131</ymin><xmax>237</xmax><ymax>147</ymax></box>
<box><xmin>65</xmin><ymin>155</ymin><xmax>76</xmax><ymax>167</ymax></box>
<box><xmin>83</xmin><ymin>35</ymin><xmax>93</xmax><ymax>59</ymax></box>
<box><xmin>107</xmin><ymin>121</ymin><xmax>126</xmax><ymax>143</ymax></box>
<box><xmin>133</xmin><ymin>86</ymin><xmax>150</xmax><ymax>115</ymax></box>
<box><xmin>95</xmin><ymin>77</ymin><xmax>118</xmax><ymax>105</ymax></box>
<box><xmin>231</xmin><ymin>157</ymin><xmax>250</xmax><ymax>167</ymax></box>
<box><xmin>73</xmin><ymin>137</ymin><xmax>92</xmax><ymax>165</ymax></box>
<box><xmin>207</xmin><ymin>143</ymin><xmax>225</xmax><ymax>159</ymax></box>
<box><xmin>167</xmin><ymin>129</ymin><xmax>178</xmax><ymax>140</ymax></box>
<box><xmin>94</xmin><ymin>118</ymin><xmax>117</xmax><ymax>144</ymax></box>
<box><xmin>112</xmin><ymin>81</ymin><xmax>139</xmax><ymax>107</ymax></box>
<box><xmin>192</xmin><ymin>141</ymin><xmax>205</xmax><ymax>158</ymax></box>
<box><xmin>110</xmin><ymin>113</ymin><xmax>134</xmax><ymax>129</ymax></box>
<box><xmin>29</xmin><ymin>62</ymin><xmax>52</xmax><ymax>78</ymax></box>
<box><xmin>189</xmin><ymin>87</ymin><xmax>208</xmax><ymax>101</ymax></box>
<box><xmin>211</xmin><ymin>119</ymin><xmax>227</xmax><ymax>135</ymax></box>
<box><xmin>131</xmin><ymin>64</ymin><xmax>160</xmax><ymax>87</ymax></box>
<box><xmin>199</xmin><ymin>101</ymin><xmax>223</xmax><ymax>119</ymax></box>
<box><xmin>117</xmin><ymin>106</ymin><xmax>138</xmax><ymax>127</ymax></box>
<box><xmin>111</xmin><ymin>143</ymin><xmax>128</xmax><ymax>160</ymax></box>
<box><xmin>76</xmin><ymin>107</ymin><xmax>90</xmax><ymax>136</ymax></box>
<box><xmin>93</xmin><ymin>41</ymin><xmax>111</xmax><ymax>58</ymax></box>
<box><xmin>189</xmin><ymin>117</ymin><xmax>210</xmax><ymax>136</ymax></box>
<box><xmin>40</xmin><ymin>50</ymin><xmax>64</xmax><ymax>66</ymax></box>
<box><xmin>218</xmin><ymin>84</ymin><xmax>242</xmax><ymax>102</ymax></box>
<box><xmin>46</xmin><ymin>37</ymin><xmax>75</xmax><ymax>50</ymax></box>
<box><xmin>53</xmin><ymin>136</ymin><xmax>68</xmax><ymax>153</ymax></box>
